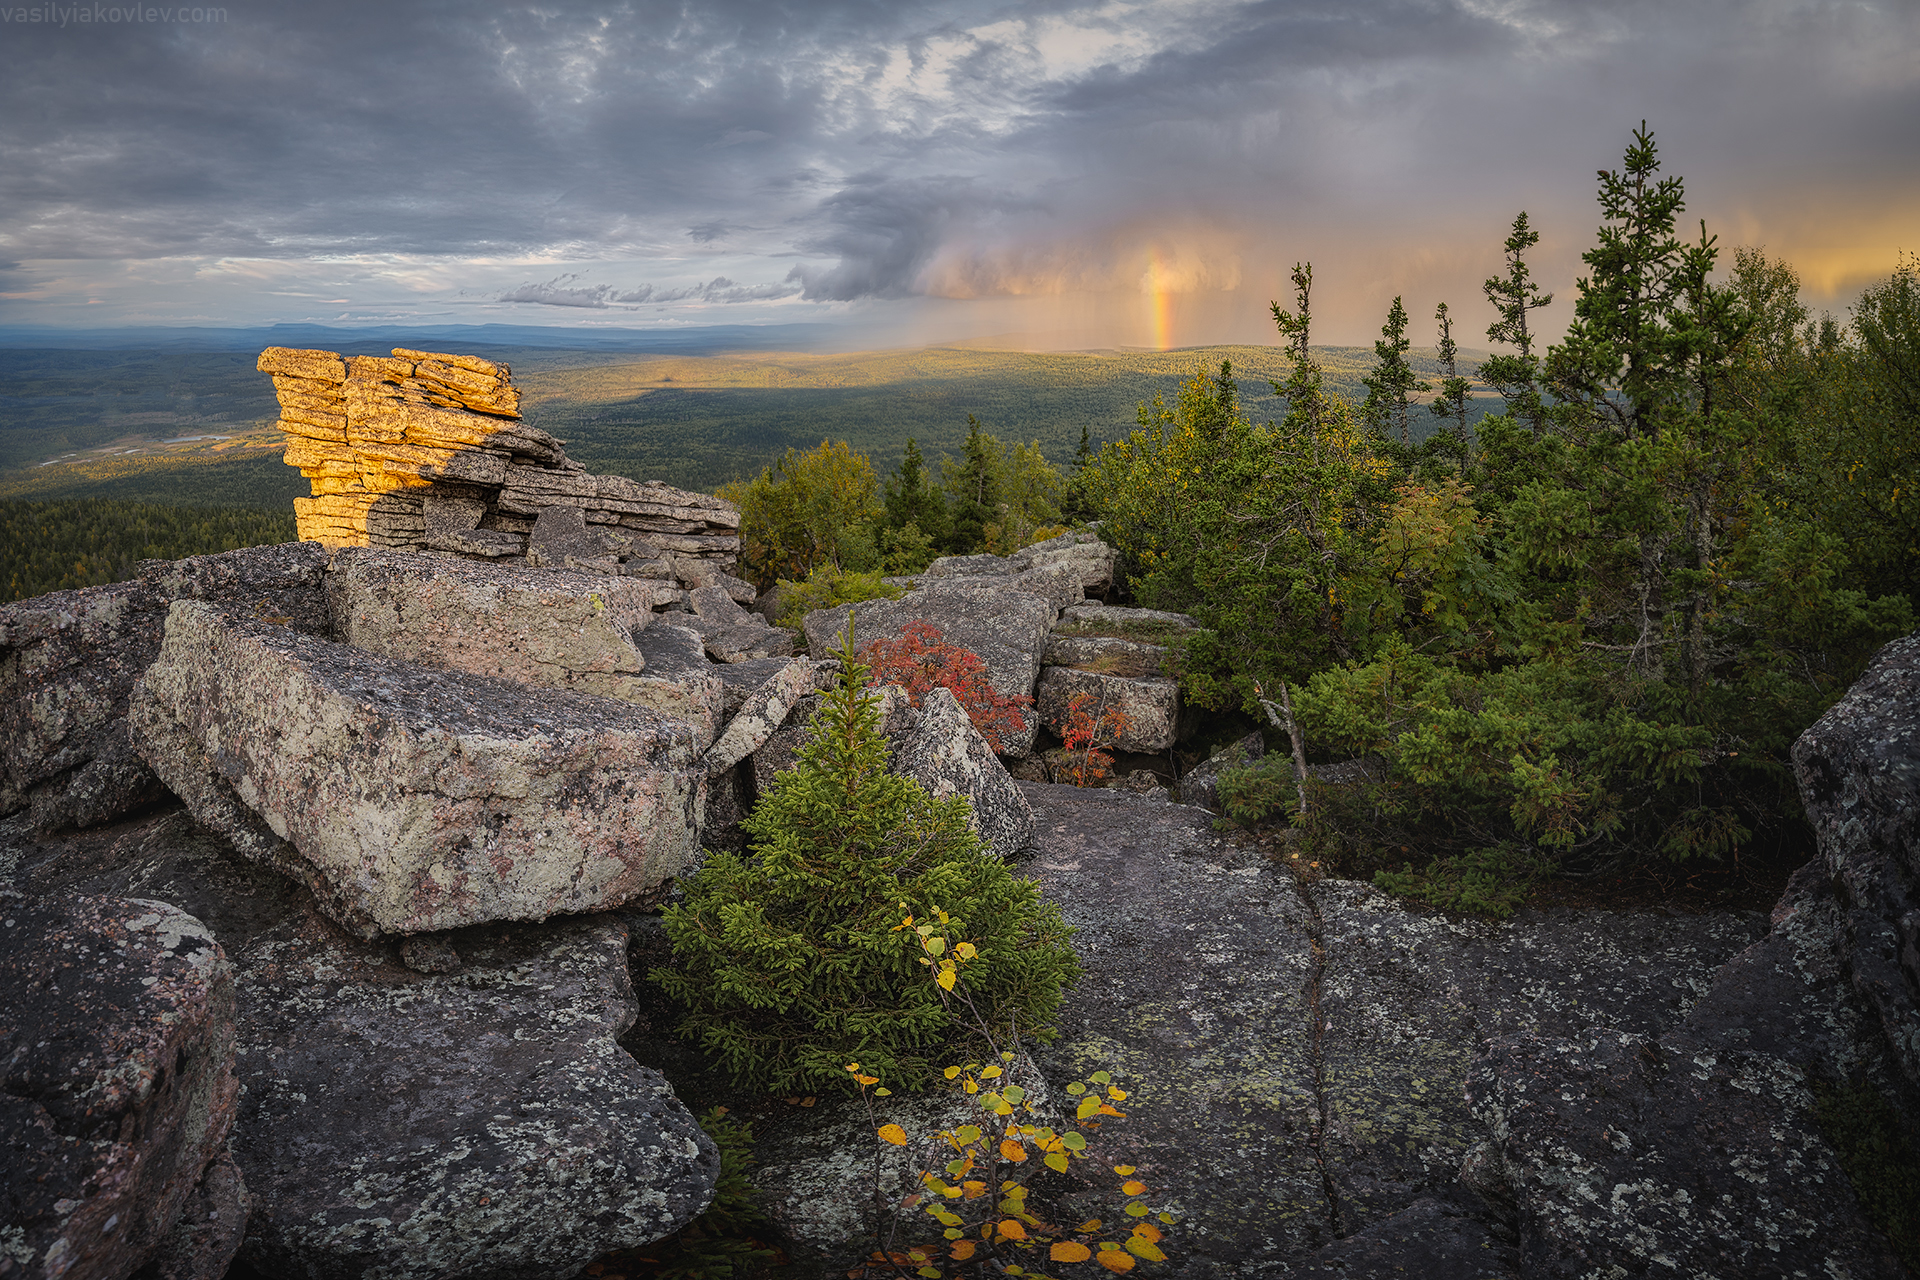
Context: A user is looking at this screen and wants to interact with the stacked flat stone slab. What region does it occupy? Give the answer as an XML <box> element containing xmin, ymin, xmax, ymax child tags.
<box><xmin>262</xmin><ymin>346</ymin><xmax>742</xmax><ymax>583</ymax></box>
<box><xmin>129</xmin><ymin>600</ymin><xmax>704</xmax><ymax>939</ymax></box>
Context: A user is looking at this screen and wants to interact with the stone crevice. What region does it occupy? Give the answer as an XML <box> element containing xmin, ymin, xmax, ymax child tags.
<box><xmin>1294</xmin><ymin>875</ymin><xmax>1348</xmax><ymax>1241</ymax></box>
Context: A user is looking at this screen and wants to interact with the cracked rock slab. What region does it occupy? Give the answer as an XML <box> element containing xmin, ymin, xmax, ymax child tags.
<box><xmin>0</xmin><ymin>543</ymin><xmax>330</xmax><ymax>832</ymax></box>
<box><xmin>229</xmin><ymin>910</ymin><xmax>718</xmax><ymax>1280</ymax></box>
<box><xmin>129</xmin><ymin>600</ymin><xmax>703</xmax><ymax>938</ymax></box>
<box><xmin>1</xmin><ymin>892</ymin><xmax>242</xmax><ymax>1280</ymax></box>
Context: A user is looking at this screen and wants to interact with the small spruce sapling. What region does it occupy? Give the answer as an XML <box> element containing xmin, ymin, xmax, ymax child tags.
<box><xmin>654</xmin><ymin>624</ymin><xmax>1079</xmax><ymax>1095</ymax></box>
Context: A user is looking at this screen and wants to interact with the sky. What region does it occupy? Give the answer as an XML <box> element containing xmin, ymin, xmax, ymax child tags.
<box><xmin>1</xmin><ymin>0</ymin><xmax>1916</xmax><ymax>349</ymax></box>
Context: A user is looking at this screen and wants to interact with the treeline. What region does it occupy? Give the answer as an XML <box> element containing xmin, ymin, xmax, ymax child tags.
<box><xmin>1084</xmin><ymin>127</ymin><xmax>1916</xmax><ymax>909</ymax></box>
<box><xmin>2</xmin><ymin>499</ymin><xmax>296</xmax><ymax>603</ymax></box>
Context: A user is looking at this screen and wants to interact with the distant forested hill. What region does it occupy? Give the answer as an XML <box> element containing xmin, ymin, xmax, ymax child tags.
<box><xmin>2</xmin><ymin>499</ymin><xmax>297</xmax><ymax>603</ymax></box>
<box><xmin>0</xmin><ymin>341</ymin><xmax>1499</xmax><ymax>505</ymax></box>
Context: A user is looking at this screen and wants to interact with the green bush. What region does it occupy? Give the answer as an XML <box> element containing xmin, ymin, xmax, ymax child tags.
<box><xmin>1371</xmin><ymin>843</ymin><xmax>1556</xmax><ymax>920</ymax></box>
<box><xmin>652</xmin><ymin>636</ymin><xmax>1081</xmax><ymax>1095</ymax></box>
<box><xmin>770</xmin><ymin>562</ymin><xmax>903</xmax><ymax>627</ymax></box>
<box><xmin>1214</xmin><ymin>754</ymin><xmax>1299</xmax><ymax>828</ymax></box>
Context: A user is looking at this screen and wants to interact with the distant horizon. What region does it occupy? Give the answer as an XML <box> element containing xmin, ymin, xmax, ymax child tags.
<box><xmin>3</xmin><ymin>2</ymin><xmax>1913</xmax><ymax>351</ymax></box>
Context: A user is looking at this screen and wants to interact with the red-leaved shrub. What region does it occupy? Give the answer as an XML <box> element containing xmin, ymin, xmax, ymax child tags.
<box><xmin>860</xmin><ymin>621</ymin><xmax>1032</xmax><ymax>753</ymax></box>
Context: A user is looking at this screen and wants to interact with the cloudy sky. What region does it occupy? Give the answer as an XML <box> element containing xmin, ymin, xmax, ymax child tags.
<box><xmin>2</xmin><ymin>0</ymin><xmax>1916</xmax><ymax>348</ymax></box>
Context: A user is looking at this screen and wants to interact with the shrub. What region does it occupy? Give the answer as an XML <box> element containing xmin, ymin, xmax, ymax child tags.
<box><xmin>1052</xmin><ymin>692</ymin><xmax>1133</xmax><ymax>787</ymax></box>
<box><xmin>1213</xmin><ymin>755</ymin><xmax>1299</xmax><ymax>828</ymax></box>
<box><xmin>848</xmin><ymin>915</ymin><xmax>1176</xmax><ymax>1278</ymax></box>
<box><xmin>653</xmin><ymin>633</ymin><xmax>1081</xmax><ymax>1095</ymax></box>
<box><xmin>772</xmin><ymin>562</ymin><xmax>903</xmax><ymax>628</ymax></box>
<box><xmin>861</xmin><ymin>620</ymin><xmax>1033</xmax><ymax>754</ymax></box>
<box><xmin>1371</xmin><ymin>843</ymin><xmax>1555</xmax><ymax>920</ymax></box>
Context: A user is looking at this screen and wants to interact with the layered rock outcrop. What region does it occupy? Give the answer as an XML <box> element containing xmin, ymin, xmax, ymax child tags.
<box><xmin>261</xmin><ymin>346</ymin><xmax>741</xmax><ymax>584</ymax></box>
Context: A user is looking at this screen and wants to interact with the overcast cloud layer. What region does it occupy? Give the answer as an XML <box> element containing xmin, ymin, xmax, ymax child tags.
<box><xmin>2</xmin><ymin>0</ymin><xmax>1916</xmax><ymax>346</ymax></box>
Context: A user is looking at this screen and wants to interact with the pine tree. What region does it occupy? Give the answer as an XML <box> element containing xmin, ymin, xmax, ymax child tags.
<box><xmin>1361</xmin><ymin>296</ymin><xmax>1430</xmax><ymax>445</ymax></box>
<box><xmin>943</xmin><ymin>415</ymin><xmax>1004</xmax><ymax>553</ymax></box>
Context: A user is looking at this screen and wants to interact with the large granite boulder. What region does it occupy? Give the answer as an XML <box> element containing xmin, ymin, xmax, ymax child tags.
<box><xmin>7</xmin><ymin>804</ymin><xmax>721</xmax><ymax>1280</ymax></box>
<box><xmin>802</xmin><ymin>587</ymin><xmax>1053</xmax><ymax>755</ymax></box>
<box><xmin>229</xmin><ymin>911</ymin><xmax>717</xmax><ymax>1280</ymax></box>
<box><xmin>1</xmin><ymin>891</ymin><xmax>244</xmax><ymax>1280</ymax></box>
<box><xmin>1792</xmin><ymin>630</ymin><xmax>1920</xmax><ymax>1088</ymax></box>
<box><xmin>0</xmin><ymin>543</ymin><xmax>330</xmax><ymax>832</ymax></box>
<box><xmin>129</xmin><ymin>600</ymin><xmax>703</xmax><ymax>938</ymax></box>
<box><xmin>1035</xmin><ymin>666</ymin><xmax>1183</xmax><ymax>752</ymax></box>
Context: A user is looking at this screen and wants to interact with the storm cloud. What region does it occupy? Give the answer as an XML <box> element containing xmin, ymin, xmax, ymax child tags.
<box><xmin>0</xmin><ymin>0</ymin><xmax>1914</xmax><ymax>341</ymax></box>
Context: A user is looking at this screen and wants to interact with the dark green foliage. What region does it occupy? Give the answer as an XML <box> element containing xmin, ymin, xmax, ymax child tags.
<box><xmin>600</xmin><ymin>1107</ymin><xmax>778</xmax><ymax>1280</ymax></box>
<box><xmin>1813</xmin><ymin>1082</ymin><xmax>1920</xmax><ymax>1273</ymax></box>
<box><xmin>653</xmin><ymin>639</ymin><xmax>1080</xmax><ymax>1096</ymax></box>
<box><xmin>1214</xmin><ymin>755</ymin><xmax>1300</xmax><ymax>828</ymax></box>
<box><xmin>1371</xmin><ymin>844</ymin><xmax>1556</xmax><ymax>921</ymax></box>
<box><xmin>1091</xmin><ymin>126</ymin><xmax>1913</xmax><ymax>902</ymax></box>
<box><xmin>1361</xmin><ymin>296</ymin><xmax>1429</xmax><ymax>446</ymax></box>
<box><xmin>881</xmin><ymin>437</ymin><xmax>951</xmax><ymax>553</ymax></box>
<box><xmin>3</xmin><ymin>498</ymin><xmax>296</xmax><ymax>603</ymax></box>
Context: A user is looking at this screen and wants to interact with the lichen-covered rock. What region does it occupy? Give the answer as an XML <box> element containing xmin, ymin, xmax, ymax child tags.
<box><xmin>5</xmin><ymin>806</ymin><xmax>717</xmax><ymax>1279</ymax></box>
<box><xmin>1009</xmin><ymin>530</ymin><xmax>1116</xmax><ymax>595</ymax></box>
<box><xmin>1036</xmin><ymin>666</ymin><xmax>1183</xmax><ymax>752</ymax></box>
<box><xmin>1465</xmin><ymin>1025</ymin><xmax>1903</xmax><ymax>1278</ymax></box>
<box><xmin>1011</xmin><ymin>782</ymin><xmax>1770</xmax><ymax>1274</ymax></box>
<box><xmin>1</xmin><ymin>893</ymin><xmax>242</xmax><ymax>1280</ymax></box>
<box><xmin>137</xmin><ymin>1149</ymin><xmax>252</xmax><ymax>1280</ymax></box>
<box><xmin>1791</xmin><ymin>629</ymin><xmax>1920</xmax><ymax>1088</ymax></box>
<box><xmin>1458</xmin><ymin>856</ymin><xmax>1907</xmax><ymax>1279</ymax></box>
<box><xmin>703</xmin><ymin>657</ymin><xmax>821</xmax><ymax>778</ymax></box>
<box><xmin>1282</xmin><ymin>1187</ymin><xmax>1519</xmax><ymax>1278</ymax></box>
<box><xmin>1040</xmin><ymin>632</ymin><xmax>1166</xmax><ymax>673</ymax></box>
<box><xmin>630</xmin><ymin>623</ymin><xmax>728</xmax><ymax>751</ymax></box>
<box><xmin>328</xmin><ymin>546</ymin><xmax>666</xmax><ymax>697</ymax></box>
<box><xmin>887</xmin><ymin>687</ymin><xmax>1036</xmax><ymax>860</ymax></box>
<box><xmin>922</xmin><ymin>561</ymin><xmax>1085</xmax><ymax>612</ymax></box>
<box><xmin>0</xmin><ymin>542</ymin><xmax>330</xmax><ymax>832</ymax></box>
<box><xmin>1054</xmin><ymin>602</ymin><xmax>1198</xmax><ymax>635</ymax></box>
<box><xmin>129</xmin><ymin>600</ymin><xmax>702</xmax><ymax>938</ymax></box>
<box><xmin>802</xmin><ymin>588</ymin><xmax>1053</xmax><ymax>755</ymax></box>
<box><xmin>227</xmin><ymin>911</ymin><xmax>718</xmax><ymax>1280</ymax></box>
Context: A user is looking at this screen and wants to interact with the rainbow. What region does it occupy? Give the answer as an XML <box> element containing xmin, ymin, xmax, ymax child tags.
<box><xmin>1144</xmin><ymin>247</ymin><xmax>1174</xmax><ymax>349</ymax></box>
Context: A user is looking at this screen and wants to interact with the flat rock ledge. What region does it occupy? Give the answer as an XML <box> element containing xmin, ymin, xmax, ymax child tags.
<box><xmin>229</xmin><ymin>910</ymin><xmax>718</xmax><ymax>1280</ymax></box>
<box><xmin>1</xmin><ymin>891</ymin><xmax>243</xmax><ymax>1280</ymax></box>
<box><xmin>129</xmin><ymin>600</ymin><xmax>703</xmax><ymax>938</ymax></box>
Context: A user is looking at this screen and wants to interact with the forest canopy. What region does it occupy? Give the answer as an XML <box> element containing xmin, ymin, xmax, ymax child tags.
<box><xmin>1083</xmin><ymin>125</ymin><xmax>1916</xmax><ymax>901</ymax></box>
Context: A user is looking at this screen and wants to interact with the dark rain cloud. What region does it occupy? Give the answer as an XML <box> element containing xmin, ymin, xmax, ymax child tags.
<box><xmin>0</xmin><ymin>0</ymin><xmax>1914</xmax><ymax>324</ymax></box>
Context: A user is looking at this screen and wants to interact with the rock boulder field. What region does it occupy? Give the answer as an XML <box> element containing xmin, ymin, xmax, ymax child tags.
<box><xmin>4</xmin><ymin>356</ymin><xmax>1918</xmax><ymax>1278</ymax></box>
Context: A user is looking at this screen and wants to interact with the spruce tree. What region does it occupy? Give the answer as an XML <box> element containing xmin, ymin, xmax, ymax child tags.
<box><xmin>1361</xmin><ymin>295</ymin><xmax>1430</xmax><ymax>445</ymax></box>
<box><xmin>943</xmin><ymin>414</ymin><xmax>1004</xmax><ymax>553</ymax></box>
<box><xmin>1480</xmin><ymin>212</ymin><xmax>1553</xmax><ymax>436</ymax></box>
<box><xmin>654</xmin><ymin>635</ymin><xmax>1079</xmax><ymax>1094</ymax></box>
<box><xmin>1429</xmin><ymin>302</ymin><xmax>1471</xmax><ymax>443</ymax></box>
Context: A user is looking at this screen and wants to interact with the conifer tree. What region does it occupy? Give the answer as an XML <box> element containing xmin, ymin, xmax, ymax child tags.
<box><xmin>655</xmin><ymin>633</ymin><xmax>1079</xmax><ymax>1094</ymax></box>
<box><xmin>942</xmin><ymin>414</ymin><xmax>1004</xmax><ymax>552</ymax></box>
<box><xmin>1479</xmin><ymin>212</ymin><xmax>1554</xmax><ymax>435</ymax></box>
<box><xmin>1361</xmin><ymin>295</ymin><xmax>1430</xmax><ymax>445</ymax></box>
<box><xmin>1429</xmin><ymin>302</ymin><xmax>1471</xmax><ymax>443</ymax></box>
